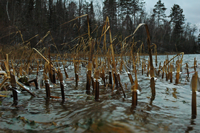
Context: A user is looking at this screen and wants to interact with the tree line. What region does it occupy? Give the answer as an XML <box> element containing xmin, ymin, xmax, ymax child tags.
<box><xmin>0</xmin><ymin>0</ymin><xmax>199</xmax><ymax>54</ymax></box>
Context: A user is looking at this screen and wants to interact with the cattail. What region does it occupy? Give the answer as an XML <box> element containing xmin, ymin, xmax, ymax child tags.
<box><xmin>52</xmin><ymin>69</ymin><xmax>56</xmax><ymax>84</ymax></box>
<box><xmin>175</xmin><ymin>62</ymin><xmax>180</xmax><ymax>84</ymax></box>
<box><xmin>58</xmin><ymin>68</ymin><xmax>65</xmax><ymax>102</ymax></box>
<box><xmin>191</xmin><ymin>72</ymin><xmax>198</xmax><ymax>118</ymax></box>
<box><xmin>44</xmin><ymin>73</ymin><xmax>50</xmax><ymax>99</ymax></box>
<box><xmin>128</xmin><ymin>72</ymin><xmax>134</xmax><ymax>85</ymax></box>
<box><xmin>162</xmin><ymin>62</ymin><xmax>165</xmax><ymax>79</ymax></box>
<box><xmin>109</xmin><ymin>70</ymin><xmax>112</xmax><ymax>86</ymax></box>
<box><xmin>10</xmin><ymin>73</ymin><xmax>18</xmax><ymax>105</ymax></box>
<box><xmin>86</xmin><ymin>61</ymin><xmax>92</xmax><ymax>94</ymax></box>
<box><xmin>94</xmin><ymin>70</ymin><xmax>100</xmax><ymax>101</ymax></box>
<box><xmin>186</xmin><ymin>63</ymin><xmax>189</xmax><ymax>78</ymax></box>
<box><xmin>64</xmin><ymin>68</ymin><xmax>68</xmax><ymax>78</ymax></box>
<box><xmin>132</xmin><ymin>70</ymin><xmax>138</xmax><ymax>108</ymax></box>
<box><xmin>169</xmin><ymin>63</ymin><xmax>173</xmax><ymax>83</ymax></box>
<box><xmin>100</xmin><ymin>67</ymin><xmax>105</xmax><ymax>86</ymax></box>
<box><xmin>194</xmin><ymin>58</ymin><xmax>197</xmax><ymax>72</ymax></box>
<box><xmin>147</xmin><ymin>58</ymin><xmax>150</xmax><ymax>77</ymax></box>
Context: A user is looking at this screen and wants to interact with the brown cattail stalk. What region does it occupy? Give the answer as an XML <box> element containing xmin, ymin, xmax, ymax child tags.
<box><xmin>117</xmin><ymin>73</ymin><xmax>126</xmax><ymax>98</ymax></box>
<box><xmin>132</xmin><ymin>89</ymin><xmax>137</xmax><ymax>108</ymax></box>
<box><xmin>74</xmin><ymin>58</ymin><xmax>79</xmax><ymax>87</ymax></box>
<box><xmin>128</xmin><ymin>72</ymin><xmax>134</xmax><ymax>85</ymax></box>
<box><xmin>165</xmin><ymin>65</ymin><xmax>168</xmax><ymax>81</ymax></box>
<box><xmin>169</xmin><ymin>63</ymin><xmax>173</xmax><ymax>83</ymax></box>
<box><xmin>28</xmin><ymin>78</ymin><xmax>39</xmax><ymax>89</ymax></box>
<box><xmin>94</xmin><ymin>79</ymin><xmax>99</xmax><ymax>101</ymax></box>
<box><xmin>86</xmin><ymin>61</ymin><xmax>92</xmax><ymax>94</ymax></box>
<box><xmin>192</xmin><ymin>91</ymin><xmax>197</xmax><ymax>119</ymax></box>
<box><xmin>191</xmin><ymin>72</ymin><xmax>198</xmax><ymax>118</ymax></box>
<box><xmin>58</xmin><ymin>69</ymin><xmax>65</xmax><ymax>102</ymax></box>
<box><xmin>94</xmin><ymin>70</ymin><xmax>100</xmax><ymax>101</ymax></box>
<box><xmin>109</xmin><ymin>70</ymin><xmax>112</xmax><ymax>86</ymax></box>
<box><xmin>44</xmin><ymin>74</ymin><xmax>50</xmax><ymax>99</ymax></box>
<box><xmin>75</xmin><ymin>73</ymin><xmax>79</xmax><ymax>87</ymax></box>
<box><xmin>147</xmin><ymin>59</ymin><xmax>150</xmax><ymax>77</ymax></box>
<box><xmin>10</xmin><ymin>73</ymin><xmax>18</xmax><ymax>105</ymax></box>
<box><xmin>114</xmin><ymin>72</ymin><xmax>119</xmax><ymax>89</ymax></box>
<box><xmin>132</xmin><ymin>69</ymin><xmax>138</xmax><ymax>108</ymax></box>
<box><xmin>100</xmin><ymin>67</ymin><xmax>105</xmax><ymax>86</ymax></box>
<box><xmin>194</xmin><ymin>58</ymin><xmax>197</xmax><ymax>72</ymax></box>
<box><xmin>52</xmin><ymin>69</ymin><xmax>56</xmax><ymax>84</ymax></box>
<box><xmin>64</xmin><ymin>68</ymin><xmax>68</xmax><ymax>78</ymax></box>
<box><xmin>175</xmin><ymin>63</ymin><xmax>180</xmax><ymax>84</ymax></box>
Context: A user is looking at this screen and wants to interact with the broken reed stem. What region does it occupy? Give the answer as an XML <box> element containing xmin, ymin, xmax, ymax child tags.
<box><xmin>12</xmin><ymin>88</ymin><xmax>18</xmax><ymax>104</ymax></box>
<box><xmin>166</xmin><ymin>72</ymin><xmax>168</xmax><ymax>81</ymax></box>
<box><xmin>117</xmin><ymin>73</ymin><xmax>126</xmax><ymax>98</ymax></box>
<box><xmin>75</xmin><ymin>73</ymin><xmax>78</xmax><ymax>87</ymax></box>
<box><xmin>100</xmin><ymin>68</ymin><xmax>106</xmax><ymax>86</ymax></box>
<box><xmin>64</xmin><ymin>68</ymin><xmax>68</xmax><ymax>78</ymax></box>
<box><xmin>114</xmin><ymin>73</ymin><xmax>119</xmax><ymax>88</ymax></box>
<box><xmin>94</xmin><ymin>79</ymin><xmax>99</xmax><ymax>101</ymax></box>
<box><xmin>28</xmin><ymin>78</ymin><xmax>39</xmax><ymax>89</ymax></box>
<box><xmin>169</xmin><ymin>63</ymin><xmax>173</xmax><ymax>83</ymax></box>
<box><xmin>109</xmin><ymin>70</ymin><xmax>112</xmax><ymax>86</ymax></box>
<box><xmin>94</xmin><ymin>70</ymin><xmax>100</xmax><ymax>101</ymax></box>
<box><xmin>192</xmin><ymin>92</ymin><xmax>197</xmax><ymax>119</ymax></box>
<box><xmin>44</xmin><ymin>77</ymin><xmax>50</xmax><ymax>99</ymax></box>
<box><xmin>191</xmin><ymin>72</ymin><xmax>198</xmax><ymax>118</ymax></box>
<box><xmin>186</xmin><ymin>63</ymin><xmax>189</xmax><ymax>78</ymax></box>
<box><xmin>132</xmin><ymin>90</ymin><xmax>137</xmax><ymax>108</ymax></box>
<box><xmin>91</xmin><ymin>77</ymin><xmax>94</xmax><ymax>92</ymax></box>
<box><xmin>86</xmin><ymin>61</ymin><xmax>92</xmax><ymax>94</ymax></box>
<box><xmin>52</xmin><ymin>69</ymin><xmax>56</xmax><ymax>84</ymax></box>
<box><xmin>10</xmin><ymin>74</ymin><xmax>18</xmax><ymax>104</ymax></box>
<box><xmin>175</xmin><ymin>63</ymin><xmax>180</xmax><ymax>84</ymax></box>
<box><xmin>17</xmin><ymin>81</ymin><xmax>36</xmax><ymax>97</ymax></box>
<box><xmin>169</xmin><ymin>72</ymin><xmax>172</xmax><ymax>83</ymax></box>
<box><xmin>32</xmin><ymin>48</ymin><xmax>57</xmax><ymax>73</ymax></box>
<box><xmin>128</xmin><ymin>72</ymin><xmax>134</xmax><ymax>85</ymax></box>
<box><xmin>58</xmin><ymin>69</ymin><xmax>65</xmax><ymax>102</ymax></box>
<box><xmin>136</xmin><ymin>23</ymin><xmax>156</xmax><ymax>101</ymax></box>
<box><xmin>160</xmin><ymin>52</ymin><xmax>184</xmax><ymax>71</ymax></box>
<box><xmin>150</xmin><ymin>77</ymin><xmax>155</xmax><ymax>101</ymax></box>
<box><xmin>194</xmin><ymin>58</ymin><xmax>197</xmax><ymax>72</ymax></box>
<box><xmin>74</xmin><ymin>59</ymin><xmax>79</xmax><ymax>87</ymax></box>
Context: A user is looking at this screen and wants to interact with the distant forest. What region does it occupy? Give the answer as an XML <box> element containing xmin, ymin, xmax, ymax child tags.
<box><xmin>0</xmin><ymin>0</ymin><xmax>200</xmax><ymax>54</ymax></box>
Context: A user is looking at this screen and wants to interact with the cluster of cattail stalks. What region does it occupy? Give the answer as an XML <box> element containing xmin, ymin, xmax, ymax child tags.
<box><xmin>0</xmin><ymin>15</ymin><xmax>199</xmax><ymax>120</ymax></box>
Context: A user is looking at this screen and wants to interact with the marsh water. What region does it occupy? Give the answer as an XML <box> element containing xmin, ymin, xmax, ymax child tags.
<box><xmin>1</xmin><ymin>54</ymin><xmax>200</xmax><ymax>133</ymax></box>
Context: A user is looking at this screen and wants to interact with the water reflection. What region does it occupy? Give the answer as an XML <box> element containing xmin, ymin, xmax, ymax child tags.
<box><xmin>45</xmin><ymin>99</ymin><xmax>50</xmax><ymax>113</ymax></box>
<box><xmin>172</xmin><ymin>88</ymin><xmax>177</xmax><ymax>99</ymax></box>
<box><xmin>185</xmin><ymin>119</ymin><xmax>196</xmax><ymax>133</ymax></box>
<box><xmin>1</xmin><ymin>54</ymin><xmax>200</xmax><ymax>132</ymax></box>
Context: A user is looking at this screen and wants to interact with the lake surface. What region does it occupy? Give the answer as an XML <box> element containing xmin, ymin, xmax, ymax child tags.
<box><xmin>0</xmin><ymin>54</ymin><xmax>200</xmax><ymax>132</ymax></box>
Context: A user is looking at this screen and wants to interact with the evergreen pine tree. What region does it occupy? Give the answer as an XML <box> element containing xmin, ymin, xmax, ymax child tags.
<box><xmin>152</xmin><ymin>0</ymin><xmax>167</xmax><ymax>26</ymax></box>
<box><xmin>103</xmin><ymin>0</ymin><xmax>118</xmax><ymax>33</ymax></box>
<box><xmin>169</xmin><ymin>4</ymin><xmax>185</xmax><ymax>51</ymax></box>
